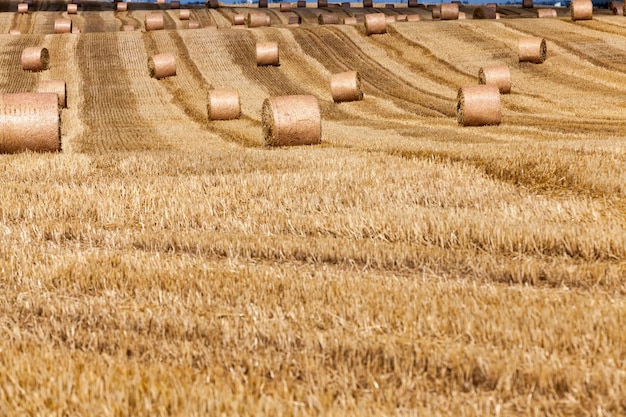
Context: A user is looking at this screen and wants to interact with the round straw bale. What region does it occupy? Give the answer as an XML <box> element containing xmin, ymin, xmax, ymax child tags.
<box><xmin>145</xmin><ymin>12</ymin><xmax>164</xmax><ymax>30</ymax></box>
<box><xmin>396</xmin><ymin>14</ymin><xmax>408</xmax><ymax>21</ymax></box>
<box><xmin>342</xmin><ymin>1</ymin><xmax>350</xmax><ymax>7</ymax></box>
<box><xmin>537</xmin><ymin>8</ymin><xmax>557</xmax><ymax>17</ymax></box>
<box><xmin>208</xmin><ymin>89</ymin><xmax>241</xmax><ymax>120</ymax></box>
<box><xmin>495</xmin><ymin>12</ymin><xmax>501</xmax><ymax>18</ymax></box>
<box><xmin>54</xmin><ymin>18</ymin><xmax>72</xmax><ymax>33</ymax></box>
<box><xmin>179</xmin><ymin>9</ymin><xmax>190</xmax><ymax>19</ymax></box>
<box><xmin>385</xmin><ymin>3</ymin><xmax>394</xmax><ymax>7</ymax></box>
<box><xmin>122</xmin><ymin>24</ymin><xmax>135</xmax><ymax>31</ymax></box>
<box><xmin>522</xmin><ymin>0</ymin><xmax>533</xmax><ymax>7</ymax></box>
<box><xmin>170</xmin><ymin>1</ymin><xmax>180</xmax><ymax>8</ymax></box>
<box><xmin>9</xmin><ymin>29</ymin><xmax>21</xmax><ymax>35</ymax></box>
<box><xmin>440</xmin><ymin>3</ymin><xmax>459</xmax><ymax>19</ymax></box>
<box><xmin>364</xmin><ymin>13</ymin><xmax>386</xmax><ymax>35</ymax></box>
<box><xmin>458</xmin><ymin>11</ymin><xmax>466</xmax><ymax>18</ymax></box>
<box><xmin>262</xmin><ymin>95</ymin><xmax>321</xmax><ymax>146</ymax></box>
<box><xmin>363</xmin><ymin>0</ymin><xmax>373</xmax><ymax>6</ymax></box>
<box><xmin>259</xmin><ymin>0</ymin><xmax>268</xmax><ymax>7</ymax></box>
<box><xmin>188</xmin><ymin>20</ymin><xmax>201</xmax><ymax>28</ymax></box>
<box><xmin>37</xmin><ymin>80</ymin><xmax>67</xmax><ymax>108</ymax></box>
<box><xmin>246</xmin><ymin>11</ymin><xmax>271</xmax><ymax>27</ymax></box>
<box><xmin>207</xmin><ymin>0</ymin><xmax>220</xmax><ymax>8</ymax></box>
<box><xmin>288</xmin><ymin>15</ymin><xmax>301</xmax><ymax>25</ymax></box>
<box><xmin>21</xmin><ymin>47</ymin><xmax>49</xmax><ymax>72</ymax></box>
<box><xmin>431</xmin><ymin>5</ymin><xmax>441</xmax><ymax>18</ymax></box>
<box><xmin>157</xmin><ymin>0</ymin><xmax>165</xmax><ymax>3</ymax></box>
<box><xmin>318</xmin><ymin>0</ymin><xmax>328</xmax><ymax>6</ymax></box>
<box><xmin>116</xmin><ymin>2</ymin><xmax>127</xmax><ymax>11</ymax></box>
<box><xmin>280</xmin><ymin>2</ymin><xmax>292</xmax><ymax>11</ymax></box>
<box><xmin>256</xmin><ymin>41</ymin><xmax>279</xmax><ymax>66</ymax></box>
<box><xmin>473</xmin><ymin>6</ymin><xmax>496</xmax><ymax>18</ymax></box>
<box><xmin>330</xmin><ymin>71</ymin><xmax>363</xmax><ymax>102</ymax></box>
<box><xmin>233</xmin><ymin>14</ymin><xmax>245</xmax><ymax>25</ymax></box>
<box><xmin>319</xmin><ymin>13</ymin><xmax>340</xmax><ymax>24</ymax></box>
<box><xmin>485</xmin><ymin>2</ymin><xmax>497</xmax><ymax>9</ymax></box>
<box><xmin>478</xmin><ymin>65</ymin><xmax>511</xmax><ymax>94</ymax></box>
<box><xmin>518</xmin><ymin>37</ymin><xmax>546</xmax><ymax>63</ymax></box>
<box><xmin>608</xmin><ymin>0</ymin><xmax>620</xmax><ymax>9</ymax></box>
<box><xmin>297</xmin><ymin>0</ymin><xmax>306</xmax><ymax>7</ymax></box>
<box><xmin>18</xmin><ymin>3</ymin><xmax>28</xmax><ymax>13</ymax></box>
<box><xmin>343</xmin><ymin>16</ymin><xmax>358</xmax><ymax>24</ymax></box>
<box><xmin>408</xmin><ymin>0</ymin><xmax>418</xmax><ymax>6</ymax></box>
<box><xmin>407</xmin><ymin>13</ymin><xmax>421</xmax><ymax>21</ymax></box>
<box><xmin>67</xmin><ymin>3</ymin><xmax>77</xmax><ymax>13</ymax></box>
<box><xmin>385</xmin><ymin>15</ymin><xmax>396</xmax><ymax>23</ymax></box>
<box><xmin>610</xmin><ymin>2</ymin><xmax>623</xmax><ymax>13</ymax></box>
<box><xmin>570</xmin><ymin>0</ymin><xmax>592</xmax><ymax>20</ymax></box>
<box><xmin>0</xmin><ymin>93</ymin><xmax>61</xmax><ymax>154</ymax></box>
<box><xmin>148</xmin><ymin>53</ymin><xmax>176</xmax><ymax>79</ymax></box>
<box><xmin>456</xmin><ymin>85</ymin><xmax>501</xmax><ymax>127</ymax></box>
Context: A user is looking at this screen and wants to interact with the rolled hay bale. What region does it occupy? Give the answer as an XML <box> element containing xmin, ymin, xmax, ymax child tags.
<box><xmin>485</xmin><ymin>2</ymin><xmax>497</xmax><ymax>9</ymax></box>
<box><xmin>145</xmin><ymin>13</ymin><xmax>164</xmax><ymax>30</ymax></box>
<box><xmin>259</xmin><ymin>0</ymin><xmax>268</xmax><ymax>7</ymax></box>
<box><xmin>478</xmin><ymin>65</ymin><xmax>511</xmax><ymax>94</ymax></box>
<box><xmin>233</xmin><ymin>14</ymin><xmax>245</xmax><ymax>25</ymax></box>
<box><xmin>256</xmin><ymin>41</ymin><xmax>279</xmax><ymax>66</ymax></box>
<box><xmin>342</xmin><ymin>1</ymin><xmax>350</xmax><ymax>7</ymax></box>
<box><xmin>319</xmin><ymin>13</ymin><xmax>340</xmax><ymax>24</ymax></box>
<box><xmin>522</xmin><ymin>0</ymin><xmax>533</xmax><ymax>7</ymax></box>
<box><xmin>364</xmin><ymin>13</ymin><xmax>386</xmax><ymax>35</ymax></box>
<box><xmin>456</xmin><ymin>85</ymin><xmax>501</xmax><ymax>127</ymax></box>
<box><xmin>396</xmin><ymin>14</ymin><xmax>408</xmax><ymax>21</ymax></box>
<box><xmin>458</xmin><ymin>11</ymin><xmax>466</xmax><ymax>18</ymax></box>
<box><xmin>343</xmin><ymin>16</ymin><xmax>358</xmax><ymax>24</ymax></box>
<box><xmin>408</xmin><ymin>0</ymin><xmax>418</xmax><ymax>7</ymax></box>
<box><xmin>188</xmin><ymin>20</ymin><xmax>201</xmax><ymax>28</ymax></box>
<box><xmin>363</xmin><ymin>0</ymin><xmax>373</xmax><ymax>6</ymax></box>
<box><xmin>116</xmin><ymin>2</ymin><xmax>127</xmax><ymax>11</ymax></box>
<box><xmin>570</xmin><ymin>0</ymin><xmax>592</xmax><ymax>20</ymax></box>
<box><xmin>67</xmin><ymin>3</ymin><xmax>77</xmax><ymax>13</ymax></box>
<box><xmin>21</xmin><ymin>47</ymin><xmax>49</xmax><ymax>72</ymax></box>
<box><xmin>148</xmin><ymin>53</ymin><xmax>176</xmax><ymax>79</ymax></box>
<box><xmin>0</xmin><ymin>93</ymin><xmax>61</xmax><ymax>154</ymax></box>
<box><xmin>171</xmin><ymin>1</ymin><xmax>180</xmax><ymax>8</ymax></box>
<box><xmin>495</xmin><ymin>12</ymin><xmax>501</xmax><ymax>18</ymax></box>
<box><xmin>37</xmin><ymin>80</ymin><xmax>67</xmax><ymax>108</ymax></box>
<box><xmin>246</xmin><ymin>11</ymin><xmax>271</xmax><ymax>27</ymax></box>
<box><xmin>608</xmin><ymin>0</ymin><xmax>621</xmax><ymax>9</ymax></box>
<box><xmin>518</xmin><ymin>36</ymin><xmax>546</xmax><ymax>63</ymax></box>
<box><xmin>280</xmin><ymin>2</ymin><xmax>292</xmax><ymax>11</ymax></box>
<box><xmin>208</xmin><ymin>89</ymin><xmax>241</xmax><ymax>120</ymax></box>
<box><xmin>9</xmin><ymin>29</ymin><xmax>22</xmax><ymax>35</ymax></box>
<box><xmin>297</xmin><ymin>0</ymin><xmax>306</xmax><ymax>6</ymax></box>
<box><xmin>407</xmin><ymin>13</ymin><xmax>421</xmax><ymax>21</ymax></box>
<box><xmin>440</xmin><ymin>3</ymin><xmax>459</xmax><ymax>19</ymax></box>
<box><xmin>262</xmin><ymin>95</ymin><xmax>321</xmax><ymax>146</ymax></box>
<box><xmin>54</xmin><ymin>18</ymin><xmax>72</xmax><ymax>33</ymax></box>
<box><xmin>318</xmin><ymin>0</ymin><xmax>328</xmax><ymax>7</ymax></box>
<box><xmin>330</xmin><ymin>71</ymin><xmax>363</xmax><ymax>102</ymax></box>
<box><xmin>18</xmin><ymin>3</ymin><xmax>28</xmax><ymax>13</ymax></box>
<box><xmin>122</xmin><ymin>24</ymin><xmax>135</xmax><ymax>31</ymax></box>
<box><xmin>610</xmin><ymin>2</ymin><xmax>623</xmax><ymax>13</ymax></box>
<box><xmin>288</xmin><ymin>15</ymin><xmax>302</xmax><ymax>25</ymax></box>
<box><xmin>473</xmin><ymin>6</ymin><xmax>496</xmax><ymax>18</ymax></box>
<box><xmin>537</xmin><ymin>8</ymin><xmax>557</xmax><ymax>17</ymax></box>
<box><xmin>385</xmin><ymin>3</ymin><xmax>394</xmax><ymax>7</ymax></box>
<box><xmin>385</xmin><ymin>15</ymin><xmax>396</xmax><ymax>23</ymax></box>
<box><xmin>206</xmin><ymin>0</ymin><xmax>220</xmax><ymax>7</ymax></box>
<box><xmin>179</xmin><ymin>9</ymin><xmax>190</xmax><ymax>19</ymax></box>
<box><xmin>431</xmin><ymin>5</ymin><xmax>441</xmax><ymax>18</ymax></box>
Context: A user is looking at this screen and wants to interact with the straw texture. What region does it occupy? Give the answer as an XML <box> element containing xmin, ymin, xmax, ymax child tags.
<box><xmin>148</xmin><ymin>53</ymin><xmax>176</xmax><ymax>79</ymax></box>
<box><xmin>363</xmin><ymin>0</ymin><xmax>373</xmax><ymax>6</ymax></box>
<box><xmin>440</xmin><ymin>3</ymin><xmax>459</xmax><ymax>19</ymax></box>
<box><xmin>318</xmin><ymin>0</ymin><xmax>328</xmax><ymax>7</ymax></box>
<box><xmin>478</xmin><ymin>65</ymin><xmax>511</xmax><ymax>94</ymax></box>
<box><xmin>145</xmin><ymin>13</ymin><xmax>164</xmax><ymax>31</ymax></box>
<box><xmin>21</xmin><ymin>47</ymin><xmax>49</xmax><ymax>72</ymax></box>
<box><xmin>385</xmin><ymin>15</ymin><xmax>396</xmax><ymax>23</ymax></box>
<box><xmin>537</xmin><ymin>8</ymin><xmax>557</xmax><ymax>17</ymax></box>
<box><xmin>256</xmin><ymin>42</ymin><xmax>279</xmax><ymax>66</ymax></box>
<box><xmin>297</xmin><ymin>0</ymin><xmax>306</xmax><ymax>7</ymax></box>
<box><xmin>571</xmin><ymin>0</ymin><xmax>592</xmax><ymax>20</ymax></box>
<box><xmin>408</xmin><ymin>0</ymin><xmax>418</xmax><ymax>6</ymax></box>
<box><xmin>208</xmin><ymin>89</ymin><xmax>241</xmax><ymax>121</ymax></box>
<box><xmin>364</xmin><ymin>13</ymin><xmax>386</xmax><ymax>35</ymax></box>
<box><xmin>54</xmin><ymin>18</ymin><xmax>72</xmax><ymax>33</ymax></box>
<box><xmin>37</xmin><ymin>80</ymin><xmax>67</xmax><ymax>108</ymax></box>
<box><xmin>343</xmin><ymin>16</ymin><xmax>358</xmax><ymax>24</ymax></box>
<box><xmin>518</xmin><ymin>37</ymin><xmax>547</xmax><ymax>63</ymax></box>
<box><xmin>262</xmin><ymin>95</ymin><xmax>321</xmax><ymax>146</ymax></box>
<box><xmin>330</xmin><ymin>71</ymin><xmax>363</xmax><ymax>103</ymax></box>
<box><xmin>0</xmin><ymin>93</ymin><xmax>61</xmax><ymax>154</ymax></box>
<box><xmin>319</xmin><ymin>13</ymin><xmax>340</xmax><ymax>24</ymax></box>
<box><xmin>458</xmin><ymin>11</ymin><xmax>466</xmax><ymax>19</ymax></box>
<box><xmin>170</xmin><ymin>1</ymin><xmax>180</xmax><ymax>8</ymax></box>
<box><xmin>288</xmin><ymin>16</ymin><xmax>301</xmax><ymax>25</ymax></box>
<box><xmin>456</xmin><ymin>85</ymin><xmax>501</xmax><ymax>127</ymax></box>
<box><xmin>246</xmin><ymin>12</ymin><xmax>271</xmax><ymax>27</ymax></box>
<box><xmin>407</xmin><ymin>14</ymin><xmax>421</xmax><ymax>21</ymax></box>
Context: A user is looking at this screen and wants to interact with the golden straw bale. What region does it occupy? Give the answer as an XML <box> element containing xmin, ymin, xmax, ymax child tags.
<box><xmin>440</xmin><ymin>3</ymin><xmax>459</xmax><ymax>19</ymax></box>
<box><xmin>522</xmin><ymin>0</ymin><xmax>533</xmax><ymax>7</ymax></box>
<box><xmin>385</xmin><ymin>15</ymin><xmax>396</xmax><ymax>23</ymax></box>
<box><xmin>363</xmin><ymin>0</ymin><xmax>373</xmax><ymax>6</ymax></box>
<box><xmin>179</xmin><ymin>9</ymin><xmax>190</xmax><ymax>19</ymax></box>
<box><xmin>37</xmin><ymin>80</ymin><xmax>67</xmax><ymax>108</ymax></box>
<box><xmin>233</xmin><ymin>14</ymin><xmax>245</xmax><ymax>25</ymax></box>
<box><xmin>518</xmin><ymin>37</ymin><xmax>546</xmax><ymax>63</ymax></box>
<box><xmin>71</xmin><ymin>26</ymin><xmax>81</xmax><ymax>33</ymax></box>
<box><xmin>262</xmin><ymin>95</ymin><xmax>321</xmax><ymax>146</ymax></box>
<box><xmin>148</xmin><ymin>53</ymin><xmax>176</xmax><ymax>79</ymax></box>
<box><xmin>145</xmin><ymin>13</ymin><xmax>164</xmax><ymax>30</ymax></box>
<box><xmin>116</xmin><ymin>2</ymin><xmax>127</xmax><ymax>11</ymax></box>
<box><xmin>478</xmin><ymin>65</ymin><xmax>511</xmax><ymax>94</ymax></box>
<box><xmin>54</xmin><ymin>18</ymin><xmax>72</xmax><ymax>33</ymax></box>
<box><xmin>318</xmin><ymin>0</ymin><xmax>328</xmax><ymax>7</ymax></box>
<box><xmin>288</xmin><ymin>16</ymin><xmax>301</xmax><ymax>25</ymax></box>
<box><xmin>537</xmin><ymin>8</ymin><xmax>557</xmax><ymax>17</ymax></box>
<box><xmin>0</xmin><ymin>93</ymin><xmax>61</xmax><ymax>154</ymax></box>
<box><xmin>246</xmin><ymin>11</ymin><xmax>271</xmax><ymax>27</ymax></box>
<box><xmin>9</xmin><ymin>29</ymin><xmax>21</xmax><ymax>35</ymax></box>
<box><xmin>473</xmin><ymin>6</ymin><xmax>496</xmax><ymax>18</ymax></box>
<box><xmin>610</xmin><ymin>2</ymin><xmax>622</xmax><ymax>13</ymax></box>
<box><xmin>343</xmin><ymin>16</ymin><xmax>358</xmax><ymax>24</ymax></box>
<box><xmin>364</xmin><ymin>13</ymin><xmax>386</xmax><ymax>35</ymax></box>
<box><xmin>396</xmin><ymin>14</ymin><xmax>408</xmax><ymax>21</ymax></box>
<box><xmin>431</xmin><ymin>5</ymin><xmax>441</xmax><ymax>18</ymax></box>
<box><xmin>18</xmin><ymin>3</ymin><xmax>28</xmax><ymax>13</ymax></box>
<box><xmin>280</xmin><ymin>2</ymin><xmax>292</xmax><ymax>11</ymax></box>
<box><xmin>458</xmin><ymin>11</ymin><xmax>466</xmax><ymax>18</ymax></box>
<box><xmin>206</xmin><ymin>0</ymin><xmax>219</xmax><ymax>7</ymax></box>
<box><xmin>330</xmin><ymin>71</ymin><xmax>363</xmax><ymax>103</ymax></box>
<box><xmin>208</xmin><ymin>89</ymin><xmax>241</xmax><ymax>120</ymax></box>
<box><xmin>170</xmin><ymin>1</ymin><xmax>180</xmax><ymax>8</ymax></box>
<box><xmin>256</xmin><ymin>41</ymin><xmax>279</xmax><ymax>66</ymax></box>
<box><xmin>319</xmin><ymin>13</ymin><xmax>340</xmax><ymax>24</ymax></box>
<box><xmin>408</xmin><ymin>0</ymin><xmax>418</xmax><ymax>6</ymax></box>
<box><xmin>67</xmin><ymin>3</ymin><xmax>77</xmax><ymax>13</ymax></box>
<box><xmin>385</xmin><ymin>3</ymin><xmax>394</xmax><ymax>7</ymax></box>
<box><xmin>407</xmin><ymin>14</ymin><xmax>421</xmax><ymax>21</ymax></box>
<box><xmin>570</xmin><ymin>0</ymin><xmax>592</xmax><ymax>20</ymax></box>
<box><xmin>456</xmin><ymin>85</ymin><xmax>501</xmax><ymax>127</ymax></box>
<box><xmin>189</xmin><ymin>20</ymin><xmax>203</xmax><ymax>29</ymax></box>
<box><xmin>259</xmin><ymin>0</ymin><xmax>268</xmax><ymax>7</ymax></box>
<box><xmin>21</xmin><ymin>47</ymin><xmax>49</xmax><ymax>72</ymax></box>
<box><xmin>297</xmin><ymin>0</ymin><xmax>306</xmax><ymax>7</ymax></box>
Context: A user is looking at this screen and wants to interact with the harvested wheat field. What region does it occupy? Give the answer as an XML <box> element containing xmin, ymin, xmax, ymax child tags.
<box><xmin>1</xmin><ymin>0</ymin><xmax>626</xmax><ymax>414</ymax></box>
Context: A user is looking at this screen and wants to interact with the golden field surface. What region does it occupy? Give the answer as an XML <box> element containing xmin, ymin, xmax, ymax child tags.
<box><xmin>1</xmin><ymin>1</ymin><xmax>626</xmax><ymax>415</ymax></box>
